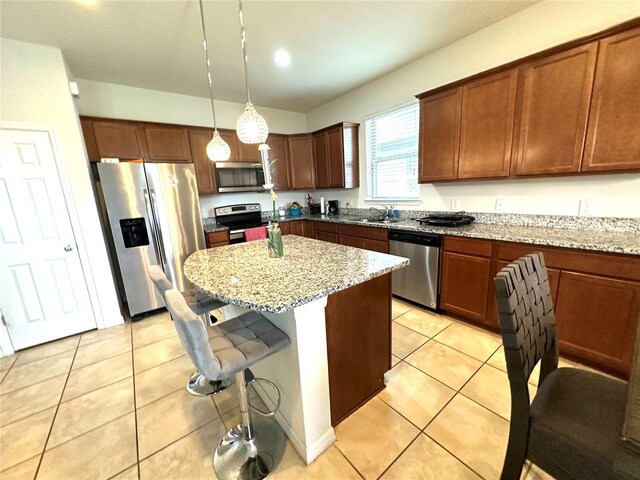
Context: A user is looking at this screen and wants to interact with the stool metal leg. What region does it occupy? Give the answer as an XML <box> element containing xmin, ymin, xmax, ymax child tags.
<box><xmin>186</xmin><ymin>370</ymin><xmax>234</xmax><ymax>396</ymax></box>
<box><xmin>214</xmin><ymin>370</ymin><xmax>286</xmax><ymax>480</ymax></box>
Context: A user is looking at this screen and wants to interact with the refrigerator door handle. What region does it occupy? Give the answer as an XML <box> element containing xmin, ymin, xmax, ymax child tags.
<box><xmin>143</xmin><ymin>188</ymin><xmax>163</xmax><ymax>265</ymax></box>
<box><xmin>149</xmin><ymin>189</ymin><xmax>168</xmax><ymax>266</ymax></box>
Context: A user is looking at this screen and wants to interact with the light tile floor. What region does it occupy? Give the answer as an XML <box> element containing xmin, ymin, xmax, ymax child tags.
<box><xmin>1</xmin><ymin>300</ymin><xmax>604</xmax><ymax>479</ymax></box>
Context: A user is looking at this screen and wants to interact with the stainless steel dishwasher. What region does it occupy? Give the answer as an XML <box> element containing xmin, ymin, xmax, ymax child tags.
<box><xmin>388</xmin><ymin>231</ymin><xmax>442</xmax><ymax>311</ymax></box>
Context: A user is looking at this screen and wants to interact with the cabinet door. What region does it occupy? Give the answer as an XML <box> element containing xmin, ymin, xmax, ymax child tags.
<box><xmin>458</xmin><ymin>69</ymin><xmax>517</xmax><ymax>179</ymax></box>
<box><xmin>188</xmin><ymin>130</ymin><xmax>217</xmax><ymax>195</ymax></box>
<box><xmin>315</xmin><ymin>231</ymin><xmax>339</xmax><ymax>243</ymax></box>
<box><xmin>278</xmin><ymin>222</ymin><xmax>290</xmax><ymax>235</ymax></box>
<box><xmin>339</xmin><ymin>235</ymin><xmax>362</xmax><ymax>249</ymax></box>
<box><xmin>217</xmin><ymin>130</ymin><xmax>240</xmax><ymax>163</ymax></box>
<box><xmin>236</xmin><ymin>138</ymin><xmax>260</xmax><ymax>163</ymax></box>
<box><xmin>289</xmin><ymin>221</ymin><xmax>304</xmax><ymax>236</ymax></box>
<box><xmin>80</xmin><ymin>119</ymin><xmax>100</xmax><ymax>162</ymax></box>
<box><xmin>440</xmin><ymin>252</ymin><xmax>491</xmax><ymax>323</ymax></box>
<box><xmin>513</xmin><ymin>43</ymin><xmax>598</xmax><ymax>175</ymax></box>
<box><xmin>303</xmin><ymin>220</ymin><xmax>315</xmax><ymax>238</ymax></box>
<box><xmin>362</xmin><ymin>238</ymin><xmax>388</xmax><ymax>253</ymax></box>
<box><xmin>144</xmin><ymin>126</ymin><xmax>191</xmax><ymax>163</ymax></box>
<box><xmin>313</xmin><ymin>132</ymin><xmax>330</xmax><ymax>188</ymax></box>
<box><xmin>287</xmin><ymin>135</ymin><xmax>315</xmax><ymax>189</ymax></box>
<box><xmin>93</xmin><ymin>121</ymin><xmax>145</xmax><ymax>159</ymax></box>
<box><xmin>582</xmin><ymin>27</ymin><xmax>640</xmax><ymax>172</ymax></box>
<box><xmin>328</xmin><ymin>127</ymin><xmax>345</xmax><ymax>188</ymax></box>
<box><xmin>268</xmin><ymin>134</ymin><xmax>290</xmax><ymax>190</ymax></box>
<box><xmin>555</xmin><ymin>272</ymin><xmax>640</xmax><ymax>375</ymax></box>
<box><xmin>418</xmin><ymin>88</ymin><xmax>462</xmax><ymax>182</ymax></box>
<box><xmin>206</xmin><ymin>231</ymin><xmax>230</xmax><ymax>248</ymax></box>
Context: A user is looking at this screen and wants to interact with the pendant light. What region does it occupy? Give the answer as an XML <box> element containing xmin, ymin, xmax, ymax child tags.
<box><xmin>235</xmin><ymin>0</ymin><xmax>269</xmax><ymax>144</ymax></box>
<box><xmin>198</xmin><ymin>0</ymin><xmax>231</xmax><ymax>161</ymax></box>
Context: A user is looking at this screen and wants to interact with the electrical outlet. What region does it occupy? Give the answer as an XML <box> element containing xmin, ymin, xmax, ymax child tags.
<box><xmin>345</xmin><ymin>198</ymin><xmax>352</xmax><ymax>208</ymax></box>
<box><xmin>579</xmin><ymin>199</ymin><xmax>594</xmax><ymax>216</ymax></box>
<box><xmin>495</xmin><ymin>198</ymin><xmax>506</xmax><ymax>212</ymax></box>
<box><xmin>451</xmin><ymin>198</ymin><xmax>460</xmax><ymax>210</ymax></box>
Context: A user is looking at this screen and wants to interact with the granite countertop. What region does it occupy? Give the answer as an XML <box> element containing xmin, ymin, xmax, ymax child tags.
<box><xmin>184</xmin><ymin>236</ymin><xmax>409</xmax><ymax>313</ymax></box>
<box><xmin>204</xmin><ymin>213</ymin><xmax>640</xmax><ymax>255</ymax></box>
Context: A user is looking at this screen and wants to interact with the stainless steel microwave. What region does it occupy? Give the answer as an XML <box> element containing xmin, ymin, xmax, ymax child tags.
<box><xmin>214</xmin><ymin>162</ymin><xmax>265</xmax><ymax>193</ymax></box>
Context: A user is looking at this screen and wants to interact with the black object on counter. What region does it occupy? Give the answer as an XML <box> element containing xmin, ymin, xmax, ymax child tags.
<box><xmin>416</xmin><ymin>212</ymin><xmax>475</xmax><ymax>227</ymax></box>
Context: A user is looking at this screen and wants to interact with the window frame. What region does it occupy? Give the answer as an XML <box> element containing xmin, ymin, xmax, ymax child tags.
<box><xmin>364</xmin><ymin>101</ymin><xmax>421</xmax><ymax>203</ymax></box>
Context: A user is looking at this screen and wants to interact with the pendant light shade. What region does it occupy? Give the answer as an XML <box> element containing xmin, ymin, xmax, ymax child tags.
<box><xmin>235</xmin><ymin>0</ymin><xmax>269</xmax><ymax>145</ymax></box>
<box><xmin>198</xmin><ymin>0</ymin><xmax>231</xmax><ymax>161</ymax></box>
<box><xmin>206</xmin><ymin>130</ymin><xmax>232</xmax><ymax>161</ymax></box>
<box><xmin>236</xmin><ymin>102</ymin><xmax>269</xmax><ymax>144</ymax></box>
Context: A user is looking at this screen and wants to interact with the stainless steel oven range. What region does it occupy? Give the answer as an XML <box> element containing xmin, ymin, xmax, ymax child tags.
<box><xmin>214</xmin><ymin>203</ymin><xmax>266</xmax><ymax>243</ymax></box>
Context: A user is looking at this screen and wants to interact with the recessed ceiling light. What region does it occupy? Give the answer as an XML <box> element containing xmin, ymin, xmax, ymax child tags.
<box><xmin>274</xmin><ymin>49</ymin><xmax>291</xmax><ymax>68</ymax></box>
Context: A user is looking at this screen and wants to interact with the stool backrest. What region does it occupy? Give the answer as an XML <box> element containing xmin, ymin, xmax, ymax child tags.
<box><xmin>494</xmin><ymin>252</ymin><xmax>559</xmax><ymax>386</ymax></box>
<box><xmin>148</xmin><ymin>265</ymin><xmax>173</xmax><ymax>298</ymax></box>
<box><xmin>164</xmin><ymin>289</ymin><xmax>222</xmax><ymax>380</ymax></box>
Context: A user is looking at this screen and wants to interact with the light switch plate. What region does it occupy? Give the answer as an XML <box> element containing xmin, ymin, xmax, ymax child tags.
<box><xmin>451</xmin><ymin>198</ymin><xmax>460</xmax><ymax>210</ymax></box>
<box><xmin>495</xmin><ymin>198</ymin><xmax>506</xmax><ymax>212</ymax></box>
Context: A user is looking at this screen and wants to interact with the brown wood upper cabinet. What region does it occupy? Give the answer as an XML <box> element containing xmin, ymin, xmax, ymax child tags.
<box><xmin>267</xmin><ymin>134</ymin><xmax>290</xmax><ymax>190</ymax></box>
<box><xmin>312</xmin><ymin>123</ymin><xmax>359</xmax><ymax>189</ymax></box>
<box><xmin>513</xmin><ymin>43</ymin><xmax>598</xmax><ymax>176</ymax></box>
<box><xmin>418</xmin><ymin>88</ymin><xmax>461</xmax><ymax>182</ymax></box>
<box><xmin>287</xmin><ymin>134</ymin><xmax>315</xmax><ymax>190</ymax></box>
<box><xmin>143</xmin><ymin>126</ymin><xmax>191</xmax><ymax>163</ymax></box>
<box><xmin>188</xmin><ymin>129</ymin><xmax>217</xmax><ymax>195</ymax></box>
<box><xmin>217</xmin><ymin>129</ymin><xmax>240</xmax><ymax>163</ymax></box>
<box><xmin>582</xmin><ymin>26</ymin><xmax>640</xmax><ymax>172</ymax></box>
<box><xmin>236</xmin><ymin>137</ymin><xmax>261</xmax><ymax>163</ymax></box>
<box><xmin>90</xmin><ymin>119</ymin><xmax>146</xmax><ymax>160</ymax></box>
<box><xmin>458</xmin><ymin>69</ymin><xmax>518</xmax><ymax>179</ymax></box>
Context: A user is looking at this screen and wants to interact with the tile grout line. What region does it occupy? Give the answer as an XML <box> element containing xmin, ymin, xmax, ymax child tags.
<box><xmin>332</xmin><ymin>443</ymin><xmax>367</xmax><ymax>480</ymax></box>
<box><xmin>374</xmin><ymin>430</ymin><xmax>423</xmax><ymax>480</ymax></box>
<box><xmin>424</xmin><ymin>433</ymin><xmax>489</xmax><ymax>480</ymax></box>
<box><xmin>130</xmin><ymin>322</ymin><xmax>142</xmax><ymax>480</ymax></box>
<box><xmin>32</xmin><ymin>338</ymin><xmax>81</xmax><ymax>480</ymax></box>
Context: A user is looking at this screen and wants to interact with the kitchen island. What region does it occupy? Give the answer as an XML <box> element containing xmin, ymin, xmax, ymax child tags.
<box><xmin>184</xmin><ymin>235</ymin><xmax>409</xmax><ymax>464</ymax></box>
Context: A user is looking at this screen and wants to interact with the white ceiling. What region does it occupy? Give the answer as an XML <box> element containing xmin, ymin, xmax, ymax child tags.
<box><xmin>0</xmin><ymin>0</ymin><xmax>536</xmax><ymax>112</ymax></box>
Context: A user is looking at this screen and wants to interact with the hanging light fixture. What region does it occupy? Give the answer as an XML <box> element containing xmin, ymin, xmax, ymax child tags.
<box><xmin>198</xmin><ymin>0</ymin><xmax>231</xmax><ymax>161</ymax></box>
<box><xmin>235</xmin><ymin>0</ymin><xmax>269</xmax><ymax>144</ymax></box>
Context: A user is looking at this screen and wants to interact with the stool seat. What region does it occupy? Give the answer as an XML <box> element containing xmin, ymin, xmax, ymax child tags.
<box><xmin>209</xmin><ymin>311</ymin><xmax>290</xmax><ymax>378</ymax></box>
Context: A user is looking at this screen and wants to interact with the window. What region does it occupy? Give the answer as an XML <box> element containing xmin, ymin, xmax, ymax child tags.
<box><xmin>365</xmin><ymin>102</ymin><xmax>420</xmax><ymax>201</ymax></box>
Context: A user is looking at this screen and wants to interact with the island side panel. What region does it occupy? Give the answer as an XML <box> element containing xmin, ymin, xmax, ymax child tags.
<box><xmin>325</xmin><ymin>273</ymin><xmax>392</xmax><ymax>426</ymax></box>
<box><xmin>250</xmin><ymin>298</ymin><xmax>336</xmax><ymax>465</ymax></box>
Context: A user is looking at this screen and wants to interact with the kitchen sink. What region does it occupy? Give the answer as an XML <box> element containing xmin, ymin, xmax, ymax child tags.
<box><xmin>358</xmin><ymin>217</ymin><xmax>401</xmax><ymax>224</ymax></box>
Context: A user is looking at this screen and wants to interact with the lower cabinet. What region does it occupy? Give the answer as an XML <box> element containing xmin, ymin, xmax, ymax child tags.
<box><xmin>288</xmin><ymin>221</ymin><xmax>304</xmax><ymax>236</ymax></box>
<box><xmin>440</xmin><ymin>237</ymin><xmax>493</xmax><ymax>324</ymax></box>
<box><xmin>278</xmin><ymin>222</ymin><xmax>290</xmax><ymax>236</ymax></box>
<box><xmin>337</xmin><ymin>224</ymin><xmax>389</xmax><ymax>253</ymax></box>
<box><xmin>314</xmin><ymin>222</ymin><xmax>339</xmax><ymax>243</ymax></box>
<box><xmin>205</xmin><ymin>230</ymin><xmax>229</xmax><ymax>248</ymax></box>
<box><xmin>477</xmin><ymin>240</ymin><xmax>640</xmax><ymax>377</ymax></box>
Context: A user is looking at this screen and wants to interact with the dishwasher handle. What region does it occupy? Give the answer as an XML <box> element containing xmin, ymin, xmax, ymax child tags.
<box><xmin>388</xmin><ymin>231</ymin><xmax>442</xmax><ymax>247</ymax></box>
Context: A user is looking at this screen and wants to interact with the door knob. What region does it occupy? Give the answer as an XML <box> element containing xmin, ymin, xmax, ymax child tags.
<box><xmin>64</xmin><ymin>245</ymin><xmax>74</xmax><ymax>252</ymax></box>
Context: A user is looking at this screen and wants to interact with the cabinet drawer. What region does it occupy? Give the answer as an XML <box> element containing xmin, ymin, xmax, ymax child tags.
<box><xmin>362</xmin><ymin>239</ymin><xmax>388</xmax><ymax>253</ymax></box>
<box><xmin>443</xmin><ymin>236</ymin><xmax>492</xmax><ymax>257</ymax></box>
<box><xmin>206</xmin><ymin>231</ymin><xmax>229</xmax><ymax>247</ymax></box>
<box><xmin>315</xmin><ymin>231</ymin><xmax>339</xmax><ymax>244</ymax></box>
<box><xmin>338</xmin><ymin>224</ymin><xmax>388</xmax><ymax>242</ymax></box>
<box><xmin>314</xmin><ymin>222</ymin><xmax>338</xmax><ymax>233</ymax></box>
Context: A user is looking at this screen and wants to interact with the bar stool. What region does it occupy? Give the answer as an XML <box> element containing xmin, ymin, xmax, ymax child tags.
<box><xmin>163</xmin><ymin>288</ymin><xmax>290</xmax><ymax>480</ymax></box>
<box><xmin>148</xmin><ymin>265</ymin><xmax>230</xmax><ymax>395</ymax></box>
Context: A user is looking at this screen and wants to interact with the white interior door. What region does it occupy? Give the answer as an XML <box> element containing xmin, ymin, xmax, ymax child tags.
<box><xmin>0</xmin><ymin>128</ymin><xmax>96</xmax><ymax>350</ymax></box>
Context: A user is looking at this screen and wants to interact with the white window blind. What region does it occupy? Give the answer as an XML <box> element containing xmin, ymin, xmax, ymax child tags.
<box><xmin>365</xmin><ymin>103</ymin><xmax>419</xmax><ymax>201</ymax></box>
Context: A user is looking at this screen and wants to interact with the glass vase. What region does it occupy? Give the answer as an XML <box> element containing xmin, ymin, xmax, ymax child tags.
<box><xmin>267</xmin><ymin>224</ymin><xmax>284</xmax><ymax>258</ymax></box>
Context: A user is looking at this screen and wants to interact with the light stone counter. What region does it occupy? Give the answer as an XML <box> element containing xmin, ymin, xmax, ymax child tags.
<box><xmin>184</xmin><ymin>236</ymin><xmax>409</xmax><ymax>465</ymax></box>
<box><xmin>184</xmin><ymin>235</ymin><xmax>409</xmax><ymax>313</ymax></box>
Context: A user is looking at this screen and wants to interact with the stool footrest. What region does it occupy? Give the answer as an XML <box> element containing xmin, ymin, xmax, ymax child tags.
<box><xmin>248</xmin><ymin>377</ymin><xmax>281</xmax><ymax>417</ymax></box>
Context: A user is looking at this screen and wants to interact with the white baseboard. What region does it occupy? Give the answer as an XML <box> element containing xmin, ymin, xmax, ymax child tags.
<box><xmin>253</xmin><ymin>380</ymin><xmax>336</xmax><ymax>465</ymax></box>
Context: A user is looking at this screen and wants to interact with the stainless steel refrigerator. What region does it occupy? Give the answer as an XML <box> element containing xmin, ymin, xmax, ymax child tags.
<box><xmin>96</xmin><ymin>162</ymin><xmax>205</xmax><ymax>317</ymax></box>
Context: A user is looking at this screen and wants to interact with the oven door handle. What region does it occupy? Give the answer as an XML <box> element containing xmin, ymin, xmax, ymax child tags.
<box><xmin>229</xmin><ymin>229</ymin><xmax>245</xmax><ymax>241</ymax></box>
